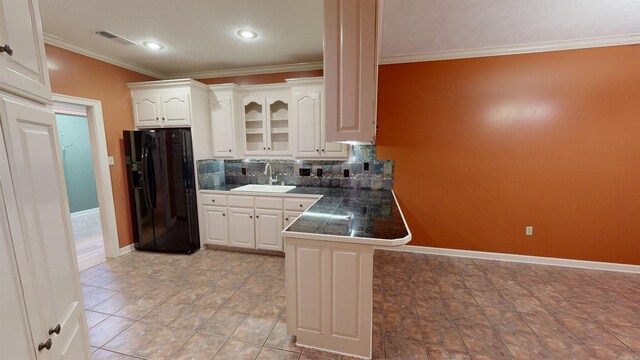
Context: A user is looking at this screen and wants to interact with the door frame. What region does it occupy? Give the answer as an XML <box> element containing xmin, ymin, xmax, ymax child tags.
<box><xmin>52</xmin><ymin>94</ymin><xmax>120</xmax><ymax>259</ymax></box>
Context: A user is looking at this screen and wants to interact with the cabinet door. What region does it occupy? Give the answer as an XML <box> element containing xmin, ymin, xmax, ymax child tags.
<box><xmin>284</xmin><ymin>211</ymin><xmax>303</xmax><ymax>228</ymax></box>
<box><xmin>293</xmin><ymin>91</ymin><xmax>321</xmax><ymax>158</ymax></box>
<box><xmin>243</xmin><ymin>96</ymin><xmax>267</xmax><ymax>156</ymax></box>
<box><xmin>0</xmin><ymin>95</ymin><xmax>90</xmax><ymax>359</ymax></box>
<box><xmin>255</xmin><ymin>209</ymin><xmax>284</xmax><ymax>251</ymax></box>
<box><xmin>228</xmin><ymin>207</ymin><xmax>255</xmax><ymax>248</ymax></box>
<box><xmin>0</xmin><ymin>0</ymin><xmax>51</xmax><ymax>102</ymax></box>
<box><xmin>161</xmin><ymin>93</ymin><xmax>191</xmax><ymax>127</ymax></box>
<box><xmin>0</xmin><ymin>172</ymin><xmax>36</xmax><ymax>359</ymax></box>
<box><xmin>321</xmin><ymin>133</ymin><xmax>349</xmax><ymax>159</ymax></box>
<box><xmin>211</xmin><ymin>94</ymin><xmax>235</xmax><ymax>158</ymax></box>
<box><xmin>266</xmin><ymin>95</ymin><xmax>291</xmax><ymax>156</ymax></box>
<box><xmin>132</xmin><ymin>95</ymin><xmax>161</xmax><ymax>128</ymax></box>
<box><xmin>204</xmin><ymin>206</ymin><xmax>228</xmax><ymax>246</ymax></box>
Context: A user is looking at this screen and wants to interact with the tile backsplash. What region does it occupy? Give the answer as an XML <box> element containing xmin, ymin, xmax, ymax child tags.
<box><xmin>197</xmin><ymin>145</ymin><xmax>394</xmax><ymax>190</ymax></box>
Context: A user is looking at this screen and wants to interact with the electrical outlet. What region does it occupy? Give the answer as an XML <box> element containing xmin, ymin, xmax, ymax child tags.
<box><xmin>107</xmin><ymin>156</ymin><xmax>115</xmax><ymax>166</ymax></box>
<box><xmin>317</xmin><ymin>168</ymin><xmax>323</xmax><ymax>177</ymax></box>
<box><xmin>525</xmin><ymin>226</ymin><xmax>533</xmax><ymax>236</ymax></box>
<box><xmin>241</xmin><ymin>167</ymin><xmax>247</xmax><ymax>175</ymax></box>
<box><xmin>364</xmin><ymin>162</ymin><xmax>370</xmax><ymax>171</ymax></box>
<box><xmin>343</xmin><ymin>169</ymin><xmax>350</xmax><ymax>178</ymax></box>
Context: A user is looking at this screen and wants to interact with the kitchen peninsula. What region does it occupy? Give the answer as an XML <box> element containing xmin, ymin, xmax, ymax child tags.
<box><xmin>199</xmin><ymin>184</ymin><xmax>411</xmax><ymax>359</ymax></box>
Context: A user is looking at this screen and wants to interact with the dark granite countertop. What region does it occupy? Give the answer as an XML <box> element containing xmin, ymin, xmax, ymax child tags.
<box><xmin>200</xmin><ymin>185</ymin><xmax>410</xmax><ymax>243</ymax></box>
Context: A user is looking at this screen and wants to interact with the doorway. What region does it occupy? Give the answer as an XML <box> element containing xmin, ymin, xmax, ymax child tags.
<box><xmin>53</xmin><ymin>95</ymin><xmax>119</xmax><ymax>271</ymax></box>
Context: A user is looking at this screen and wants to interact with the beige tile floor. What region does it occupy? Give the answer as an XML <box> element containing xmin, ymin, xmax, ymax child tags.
<box><xmin>82</xmin><ymin>249</ymin><xmax>640</xmax><ymax>360</ymax></box>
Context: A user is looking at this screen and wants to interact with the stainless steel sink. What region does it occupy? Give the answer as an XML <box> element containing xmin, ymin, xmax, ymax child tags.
<box><xmin>230</xmin><ymin>184</ymin><xmax>296</xmax><ymax>193</ymax></box>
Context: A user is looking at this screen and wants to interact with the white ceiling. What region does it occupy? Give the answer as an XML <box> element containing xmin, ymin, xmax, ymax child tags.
<box><xmin>39</xmin><ymin>0</ymin><xmax>640</xmax><ymax>79</ymax></box>
<box><xmin>380</xmin><ymin>0</ymin><xmax>640</xmax><ymax>62</ymax></box>
<box><xmin>38</xmin><ymin>0</ymin><xmax>324</xmax><ymax>78</ymax></box>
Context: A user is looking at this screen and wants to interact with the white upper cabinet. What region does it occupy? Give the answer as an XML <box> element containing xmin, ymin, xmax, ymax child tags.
<box><xmin>210</xmin><ymin>84</ymin><xmax>241</xmax><ymax>158</ymax></box>
<box><xmin>160</xmin><ymin>93</ymin><xmax>191</xmax><ymax>126</ymax></box>
<box><xmin>240</xmin><ymin>86</ymin><xmax>291</xmax><ymax>157</ymax></box>
<box><xmin>132</xmin><ymin>95</ymin><xmax>161</xmax><ymax>127</ymax></box>
<box><xmin>324</xmin><ymin>0</ymin><xmax>378</xmax><ymax>144</ymax></box>
<box><xmin>128</xmin><ymin>79</ymin><xmax>213</xmax><ymax>160</ymax></box>
<box><xmin>289</xmin><ymin>78</ymin><xmax>348</xmax><ymax>159</ymax></box>
<box><xmin>0</xmin><ymin>0</ymin><xmax>51</xmax><ymax>103</ymax></box>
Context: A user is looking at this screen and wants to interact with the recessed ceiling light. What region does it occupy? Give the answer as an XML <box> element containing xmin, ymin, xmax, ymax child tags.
<box><xmin>143</xmin><ymin>41</ymin><xmax>164</xmax><ymax>50</ymax></box>
<box><xmin>237</xmin><ymin>29</ymin><xmax>258</xmax><ymax>39</ymax></box>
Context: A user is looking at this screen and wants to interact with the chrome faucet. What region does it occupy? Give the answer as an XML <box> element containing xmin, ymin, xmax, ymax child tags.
<box><xmin>264</xmin><ymin>163</ymin><xmax>277</xmax><ymax>185</ymax></box>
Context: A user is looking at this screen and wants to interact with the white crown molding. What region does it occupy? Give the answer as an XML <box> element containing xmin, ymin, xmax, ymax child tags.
<box><xmin>168</xmin><ymin>61</ymin><xmax>324</xmax><ymax>80</ymax></box>
<box><xmin>379</xmin><ymin>245</ymin><xmax>640</xmax><ymax>274</ymax></box>
<box><xmin>44</xmin><ymin>33</ymin><xmax>167</xmax><ymax>79</ymax></box>
<box><xmin>379</xmin><ymin>34</ymin><xmax>640</xmax><ymax>65</ymax></box>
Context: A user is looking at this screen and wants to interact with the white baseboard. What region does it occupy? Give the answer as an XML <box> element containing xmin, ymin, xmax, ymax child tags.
<box><xmin>119</xmin><ymin>243</ymin><xmax>135</xmax><ymax>256</ymax></box>
<box><xmin>379</xmin><ymin>245</ymin><xmax>640</xmax><ymax>274</ymax></box>
<box><xmin>70</xmin><ymin>207</ymin><xmax>100</xmax><ymax>217</ymax></box>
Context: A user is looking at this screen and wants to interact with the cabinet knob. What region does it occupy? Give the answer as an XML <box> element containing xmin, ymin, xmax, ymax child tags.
<box><xmin>0</xmin><ymin>44</ymin><xmax>13</xmax><ymax>56</ymax></box>
<box><xmin>322</xmin><ymin>149</ymin><xmax>325</xmax><ymax>152</ymax></box>
<box><xmin>263</xmin><ymin>147</ymin><xmax>266</xmax><ymax>150</ymax></box>
<box><xmin>38</xmin><ymin>339</ymin><xmax>52</xmax><ymax>352</ymax></box>
<box><xmin>162</xmin><ymin>117</ymin><xmax>166</xmax><ymax>121</ymax></box>
<box><xmin>268</xmin><ymin>147</ymin><xmax>271</xmax><ymax>150</ymax></box>
<box><xmin>228</xmin><ymin>149</ymin><xmax>232</xmax><ymax>152</ymax></box>
<box><xmin>249</xmin><ymin>215</ymin><xmax>253</xmax><ymax>219</ymax></box>
<box><xmin>316</xmin><ymin>149</ymin><xmax>319</xmax><ymax>152</ymax></box>
<box><xmin>285</xmin><ymin>217</ymin><xmax>289</xmax><ymax>221</ymax></box>
<box><xmin>256</xmin><ymin>215</ymin><xmax>259</xmax><ymax>218</ymax></box>
<box><xmin>222</xmin><ymin>213</ymin><xmax>226</xmax><ymax>216</ymax></box>
<box><xmin>299</xmin><ymin>204</ymin><xmax>303</xmax><ymax>207</ymax></box>
<box><xmin>48</xmin><ymin>324</ymin><xmax>61</xmax><ymax>335</ymax></box>
<box><xmin>211</xmin><ymin>199</ymin><xmax>215</xmax><ymax>202</ymax></box>
<box><xmin>155</xmin><ymin>117</ymin><xmax>159</xmax><ymax>120</ymax></box>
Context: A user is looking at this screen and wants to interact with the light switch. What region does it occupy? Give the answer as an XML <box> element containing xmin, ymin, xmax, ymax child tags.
<box><xmin>108</xmin><ymin>156</ymin><xmax>115</xmax><ymax>166</ymax></box>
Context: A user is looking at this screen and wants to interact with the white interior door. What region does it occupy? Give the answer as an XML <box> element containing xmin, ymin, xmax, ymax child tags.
<box><xmin>161</xmin><ymin>93</ymin><xmax>191</xmax><ymax>126</ymax></box>
<box><xmin>255</xmin><ymin>209</ymin><xmax>284</xmax><ymax>251</ymax></box>
<box><xmin>0</xmin><ymin>94</ymin><xmax>90</xmax><ymax>359</ymax></box>
<box><xmin>228</xmin><ymin>207</ymin><xmax>255</xmax><ymax>248</ymax></box>
<box><xmin>0</xmin><ymin>0</ymin><xmax>51</xmax><ymax>102</ymax></box>
<box><xmin>211</xmin><ymin>95</ymin><xmax>235</xmax><ymax>157</ymax></box>
<box><xmin>293</xmin><ymin>91</ymin><xmax>321</xmax><ymax>158</ymax></box>
<box><xmin>132</xmin><ymin>95</ymin><xmax>160</xmax><ymax>127</ymax></box>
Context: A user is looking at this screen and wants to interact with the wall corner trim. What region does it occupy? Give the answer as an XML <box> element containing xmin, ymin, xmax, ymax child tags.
<box><xmin>119</xmin><ymin>243</ymin><xmax>135</xmax><ymax>256</ymax></box>
<box><xmin>379</xmin><ymin>245</ymin><xmax>640</xmax><ymax>274</ymax></box>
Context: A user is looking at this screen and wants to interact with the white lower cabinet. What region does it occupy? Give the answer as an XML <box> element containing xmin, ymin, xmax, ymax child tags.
<box><xmin>201</xmin><ymin>192</ymin><xmax>316</xmax><ymax>252</ymax></box>
<box><xmin>284</xmin><ymin>211</ymin><xmax>303</xmax><ymax>227</ymax></box>
<box><xmin>255</xmin><ymin>209</ymin><xmax>284</xmax><ymax>251</ymax></box>
<box><xmin>204</xmin><ymin>206</ymin><xmax>228</xmax><ymax>246</ymax></box>
<box><xmin>228</xmin><ymin>207</ymin><xmax>256</xmax><ymax>248</ymax></box>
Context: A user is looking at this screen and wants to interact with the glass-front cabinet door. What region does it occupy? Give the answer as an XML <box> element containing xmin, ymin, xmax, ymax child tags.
<box><xmin>267</xmin><ymin>96</ymin><xmax>291</xmax><ymax>156</ymax></box>
<box><xmin>243</xmin><ymin>96</ymin><xmax>266</xmax><ymax>156</ymax></box>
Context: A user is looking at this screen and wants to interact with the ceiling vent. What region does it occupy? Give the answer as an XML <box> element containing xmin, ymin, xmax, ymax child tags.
<box><xmin>96</xmin><ymin>30</ymin><xmax>136</xmax><ymax>46</ymax></box>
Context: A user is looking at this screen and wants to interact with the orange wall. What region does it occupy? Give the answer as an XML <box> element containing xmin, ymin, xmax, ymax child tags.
<box><xmin>45</xmin><ymin>44</ymin><xmax>157</xmax><ymax>248</ymax></box>
<box><xmin>199</xmin><ymin>69</ymin><xmax>323</xmax><ymax>85</ymax></box>
<box><xmin>376</xmin><ymin>45</ymin><xmax>640</xmax><ymax>265</ymax></box>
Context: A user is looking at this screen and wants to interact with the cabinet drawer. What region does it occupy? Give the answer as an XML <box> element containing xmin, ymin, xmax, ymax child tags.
<box><xmin>255</xmin><ymin>197</ymin><xmax>283</xmax><ymax>210</ymax></box>
<box><xmin>284</xmin><ymin>198</ymin><xmax>316</xmax><ymax>211</ymax></box>
<box><xmin>228</xmin><ymin>195</ymin><xmax>254</xmax><ymax>208</ymax></box>
<box><xmin>202</xmin><ymin>194</ymin><xmax>227</xmax><ymax>206</ymax></box>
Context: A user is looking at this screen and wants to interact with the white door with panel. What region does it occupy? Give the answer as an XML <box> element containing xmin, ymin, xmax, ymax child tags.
<box><xmin>132</xmin><ymin>95</ymin><xmax>161</xmax><ymax>127</ymax></box>
<box><xmin>204</xmin><ymin>206</ymin><xmax>228</xmax><ymax>246</ymax></box>
<box><xmin>0</xmin><ymin>0</ymin><xmax>51</xmax><ymax>102</ymax></box>
<box><xmin>293</xmin><ymin>90</ymin><xmax>322</xmax><ymax>158</ymax></box>
<box><xmin>211</xmin><ymin>94</ymin><xmax>236</xmax><ymax>157</ymax></box>
<box><xmin>255</xmin><ymin>209</ymin><xmax>284</xmax><ymax>251</ymax></box>
<box><xmin>0</xmin><ymin>94</ymin><xmax>90</xmax><ymax>359</ymax></box>
<box><xmin>228</xmin><ymin>207</ymin><xmax>255</xmax><ymax>248</ymax></box>
<box><xmin>161</xmin><ymin>93</ymin><xmax>191</xmax><ymax>126</ymax></box>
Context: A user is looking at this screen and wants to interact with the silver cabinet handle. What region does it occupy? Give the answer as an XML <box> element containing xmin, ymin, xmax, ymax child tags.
<box><xmin>0</xmin><ymin>44</ymin><xmax>13</xmax><ymax>56</ymax></box>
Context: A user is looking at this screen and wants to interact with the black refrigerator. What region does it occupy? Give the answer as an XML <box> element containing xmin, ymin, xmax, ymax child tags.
<box><xmin>124</xmin><ymin>129</ymin><xmax>199</xmax><ymax>254</ymax></box>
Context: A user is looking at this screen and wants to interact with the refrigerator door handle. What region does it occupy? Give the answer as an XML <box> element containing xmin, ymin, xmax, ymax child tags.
<box><xmin>142</xmin><ymin>146</ymin><xmax>153</xmax><ymax>209</ymax></box>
